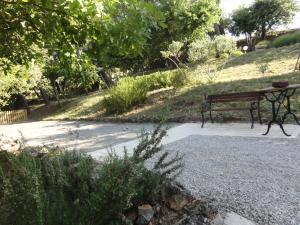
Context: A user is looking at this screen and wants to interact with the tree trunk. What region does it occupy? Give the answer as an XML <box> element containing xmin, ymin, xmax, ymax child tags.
<box><xmin>261</xmin><ymin>24</ymin><xmax>266</xmax><ymax>39</ymax></box>
<box><xmin>51</xmin><ymin>83</ymin><xmax>61</xmax><ymax>106</ymax></box>
<box><xmin>99</xmin><ymin>70</ymin><xmax>113</xmax><ymax>88</ymax></box>
<box><xmin>39</xmin><ymin>87</ymin><xmax>50</xmax><ymax>105</ymax></box>
<box><xmin>214</xmin><ymin>24</ymin><xmax>221</xmax><ymax>35</ymax></box>
<box><xmin>18</xmin><ymin>94</ymin><xmax>30</xmax><ymax>114</ymax></box>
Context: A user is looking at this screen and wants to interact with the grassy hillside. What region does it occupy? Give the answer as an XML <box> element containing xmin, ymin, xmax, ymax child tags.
<box><xmin>30</xmin><ymin>43</ymin><xmax>300</xmax><ymax>123</ymax></box>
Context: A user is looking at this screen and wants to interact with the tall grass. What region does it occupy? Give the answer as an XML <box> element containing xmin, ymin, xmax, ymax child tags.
<box><xmin>269</xmin><ymin>31</ymin><xmax>300</xmax><ymax>48</ymax></box>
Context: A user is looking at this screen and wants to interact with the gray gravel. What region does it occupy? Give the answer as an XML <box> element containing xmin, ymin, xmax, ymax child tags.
<box><xmin>164</xmin><ymin>135</ymin><xmax>300</xmax><ymax>225</ymax></box>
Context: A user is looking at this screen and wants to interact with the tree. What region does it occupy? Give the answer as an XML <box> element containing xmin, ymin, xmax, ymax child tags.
<box><xmin>0</xmin><ymin>0</ymin><xmax>92</xmax><ymax>65</ymax></box>
<box><xmin>134</xmin><ymin>0</ymin><xmax>221</xmax><ymax>71</ymax></box>
<box><xmin>86</xmin><ymin>0</ymin><xmax>165</xmax><ymax>72</ymax></box>
<box><xmin>229</xmin><ymin>6</ymin><xmax>257</xmax><ymax>49</ymax></box>
<box><xmin>0</xmin><ymin>62</ymin><xmax>49</xmax><ymax>109</ymax></box>
<box><xmin>252</xmin><ymin>0</ymin><xmax>299</xmax><ymax>39</ymax></box>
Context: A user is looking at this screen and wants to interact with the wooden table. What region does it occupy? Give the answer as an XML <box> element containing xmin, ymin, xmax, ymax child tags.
<box><xmin>257</xmin><ymin>84</ymin><xmax>300</xmax><ymax>136</ymax></box>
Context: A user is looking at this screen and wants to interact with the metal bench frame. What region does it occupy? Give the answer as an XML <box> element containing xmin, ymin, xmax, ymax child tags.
<box><xmin>201</xmin><ymin>91</ymin><xmax>263</xmax><ymax>129</ymax></box>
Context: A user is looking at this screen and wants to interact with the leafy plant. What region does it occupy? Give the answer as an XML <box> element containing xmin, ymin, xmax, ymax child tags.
<box><xmin>103</xmin><ymin>77</ymin><xmax>150</xmax><ymax>114</ymax></box>
<box><xmin>213</xmin><ymin>35</ymin><xmax>237</xmax><ymax>58</ymax></box>
<box><xmin>0</xmin><ymin>126</ymin><xmax>184</xmax><ymax>225</ymax></box>
<box><xmin>257</xmin><ymin>62</ymin><xmax>269</xmax><ymax>75</ymax></box>
<box><xmin>161</xmin><ymin>41</ymin><xmax>185</xmax><ymax>68</ymax></box>
<box><xmin>188</xmin><ymin>38</ymin><xmax>212</xmax><ymax>63</ymax></box>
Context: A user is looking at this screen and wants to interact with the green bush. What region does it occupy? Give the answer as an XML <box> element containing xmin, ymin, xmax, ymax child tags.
<box><xmin>255</xmin><ymin>40</ymin><xmax>271</xmax><ymax>49</ymax></box>
<box><xmin>0</xmin><ymin>126</ymin><xmax>183</xmax><ymax>225</ymax></box>
<box><xmin>103</xmin><ymin>77</ymin><xmax>149</xmax><ymax>114</ymax></box>
<box><xmin>269</xmin><ymin>31</ymin><xmax>300</xmax><ymax>48</ymax></box>
<box><xmin>0</xmin><ymin>150</ymin><xmax>97</xmax><ymax>225</ymax></box>
<box><xmin>213</xmin><ymin>35</ymin><xmax>237</xmax><ymax>57</ymax></box>
<box><xmin>188</xmin><ymin>38</ymin><xmax>211</xmax><ymax>63</ymax></box>
<box><xmin>103</xmin><ymin>70</ymin><xmax>187</xmax><ymax>114</ymax></box>
<box><xmin>170</xmin><ymin>70</ymin><xmax>187</xmax><ymax>88</ymax></box>
<box><xmin>0</xmin><ymin>151</ymin><xmax>44</xmax><ymax>225</ymax></box>
<box><xmin>231</xmin><ymin>50</ymin><xmax>244</xmax><ymax>57</ymax></box>
<box><xmin>220</xmin><ymin>53</ymin><xmax>229</xmax><ymax>60</ymax></box>
<box><xmin>137</xmin><ymin>71</ymin><xmax>171</xmax><ymax>91</ymax></box>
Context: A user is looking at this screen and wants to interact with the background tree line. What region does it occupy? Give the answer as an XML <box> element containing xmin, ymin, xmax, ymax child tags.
<box><xmin>0</xmin><ymin>0</ymin><xmax>299</xmax><ymax>111</ymax></box>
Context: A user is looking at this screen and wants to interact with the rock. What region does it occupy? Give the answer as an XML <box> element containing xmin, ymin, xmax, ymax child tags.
<box><xmin>162</xmin><ymin>183</ymin><xmax>194</xmax><ymax>211</ymax></box>
<box><xmin>211</xmin><ymin>212</ymin><xmax>256</xmax><ymax>225</ymax></box>
<box><xmin>0</xmin><ymin>134</ymin><xmax>21</xmax><ymax>153</ymax></box>
<box><xmin>136</xmin><ymin>204</ymin><xmax>154</xmax><ymax>225</ymax></box>
<box><xmin>124</xmin><ymin>209</ymin><xmax>138</xmax><ymax>223</ymax></box>
<box><xmin>211</xmin><ymin>214</ymin><xmax>223</xmax><ymax>225</ymax></box>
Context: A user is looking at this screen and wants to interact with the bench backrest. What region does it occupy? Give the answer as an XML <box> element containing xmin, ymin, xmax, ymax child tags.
<box><xmin>206</xmin><ymin>91</ymin><xmax>262</xmax><ymax>103</ymax></box>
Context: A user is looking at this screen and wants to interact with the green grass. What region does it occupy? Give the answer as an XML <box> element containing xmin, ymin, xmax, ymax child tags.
<box><xmin>30</xmin><ymin>43</ymin><xmax>300</xmax><ymax>123</ymax></box>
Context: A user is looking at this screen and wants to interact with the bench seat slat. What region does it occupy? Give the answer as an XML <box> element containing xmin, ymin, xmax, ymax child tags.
<box><xmin>211</xmin><ymin>107</ymin><xmax>252</xmax><ymax>111</ymax></box>
<box><xmin>208</xmin><ymin>98</ymin><xmax>259</xmax><ymax>103</ymax></box>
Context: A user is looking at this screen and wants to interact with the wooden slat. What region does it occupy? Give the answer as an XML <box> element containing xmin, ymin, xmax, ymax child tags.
<box><xmin>209</xmin><ymin>97</ymin><xmax>259</xmax><ymax>103</ymax></box>
<box><xmin>211</xmin><ymin>107</ymin><xmax>251</xmax><ymax>111</ymax></box>
<box><xmin>0</xmin><ymin>109</ymin><xmax>27</xmax><ymax>124</ymax></box>
<box><xmin>207</xmin><ymin>91</ymin><xmax>262</xmax><ymax>103</ymax></box>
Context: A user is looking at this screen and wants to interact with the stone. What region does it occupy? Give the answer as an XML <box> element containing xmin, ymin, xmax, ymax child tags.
<box><xmin>136</xmin><ymin>204</ymin><xmax>154</xmax><ymax>225</ymax></box>
<box><xmin>162</xmin><ymin>183</ymin><xmax>194</xmax><ymax>211</ymax></box>
<box><xmin>124</xmin><ymin>209</ymin><xmax>138</xmax><ymax>223</ymax></box>
<box><xmin>211</xmin><ymin>212</ymin><xmax>256</xmax><ymax>225</ymax></box>
<box><xmin>0</xmin><ymin>134</ymin><xmax>21</xmax><ymax>153</ymax></box>
<box><xmin>211</xmin><ymin>214</ymin><xmax>224</xmax><ymax>225</ymax></box>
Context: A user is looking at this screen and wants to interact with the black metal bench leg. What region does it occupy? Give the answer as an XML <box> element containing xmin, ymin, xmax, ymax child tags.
<box><xmin>257</xmin><ymin>100</ymin><xmax>262</xmax><ymax>124</ymax></box>
<box><xmin>250</xmin><ymin>108</ymin><xmax>254</xmax><ymax>129</ymax></box>
<box><xmin>209</xmin><ymin>110</ymin><xmax>214</xmax><ymax>123</ymax></box>
<box><xmin>201</xmin><ymin>111</ymin><xmax>205</xmax><ymax>128</ymax></box>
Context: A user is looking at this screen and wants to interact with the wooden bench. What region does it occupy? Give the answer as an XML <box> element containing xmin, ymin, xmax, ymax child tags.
<box><xmin>201</xmin><ymin>91</ymin><xmax>263</xmax><ymax>128</ymax></box>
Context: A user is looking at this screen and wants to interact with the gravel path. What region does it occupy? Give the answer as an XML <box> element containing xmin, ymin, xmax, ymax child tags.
<box><xmin>165</xmin><ymin>135</ymin><xmax>300</xmax><ymax>225</ymax></box>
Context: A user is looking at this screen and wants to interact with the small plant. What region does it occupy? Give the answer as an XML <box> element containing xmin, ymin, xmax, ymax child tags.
<box><xmin>257</xmin><ymin>62</ymin><xmax>269</xmax><ymax>75</ymax></box>
<box><xmin>169</xmin><ymin>70</ymin><xmax>187</xmax><ymax>88</ymax></box>
<box><xmin>206</xmin><ymin>63</ymin><xmax>223</xmax><ymax>83</ymax></box>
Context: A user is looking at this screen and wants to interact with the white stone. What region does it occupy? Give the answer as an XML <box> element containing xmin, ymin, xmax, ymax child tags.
<box><xmin>223</xmin><ymin>212</ymin><xmax>256</xmax><ymax>225</ymax></box>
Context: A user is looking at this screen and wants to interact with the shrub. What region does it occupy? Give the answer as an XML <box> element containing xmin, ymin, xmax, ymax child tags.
<box><xmin>103</xmin><ymin>70</ymin><xmax>187</xmax><ymax>114</ymax></box>
<box><xmin>188</xmin><ymin>38</ymin><xmax>211</xmax><ymax>63</ymax></box>
<box><xmin>220</xmin><ymin>53</ymin><xmax>229</xmax><ymax>60</ymax></box>
<box><xmin>137</xmin><ymin>71</ymin><xmax>172</xmax><ymax>91</ymax></box>
<box><xmin>269</xmin><ymin>31</ymin><xmax>300</xmax><ymax>48</ymax></box>
<box><xmin>0</xmin><ymin>150</ymin><xmax>97</xmax><ymax>225</ymax></box>
<box><xmin>255</xmin><ymin>40</ymin><xmax>271</xmax><ymax>49</ymax></box>
<box><xmin>213</xmin><ymin>35</ymin><xmax>237</xmax><ymax>57</ymax></box>
<box><xmin>0</xmin><ymin>126</ymin><xmax>184</xmax><ymax>225</ymax></box>
<box><xmin>231</xmin><ymin>50</ymin><xmax>244</xmax><ymax>57</ymax></box>
<box><xmin>170</xmin><ymin>70</ymin><xmax>187</xmax><ymax>88</ymax></box>
<box><xmin>0</xmin><ymin>151</ymin><xmax>44</xmax><ymax>225</ymax></box>
<box><xmin>103</xmin><ymin>77</ymin><xmax>149</xmax><ymax>114</ymax></box>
